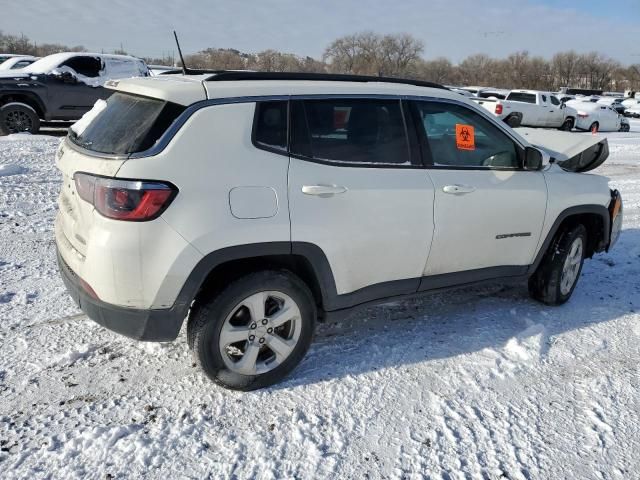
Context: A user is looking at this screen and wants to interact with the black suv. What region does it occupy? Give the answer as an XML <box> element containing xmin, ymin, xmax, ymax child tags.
<box><xmin>0</xmin><ymin>52</ymin><xmax>149</xmax><ymax>135</ymax></box>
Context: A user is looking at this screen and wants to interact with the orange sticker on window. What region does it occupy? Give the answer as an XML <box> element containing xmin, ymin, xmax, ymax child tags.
<box><xmin>455</xmin><ymin>124</ymin><xmax>475</xmax><ymax>150</ymax></box>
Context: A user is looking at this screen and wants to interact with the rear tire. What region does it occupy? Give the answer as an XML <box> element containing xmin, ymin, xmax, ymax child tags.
<box><xmin>560</xmin><ymin>118</ymin><xmax>574</xmax><ymax>131</ymax></box>
<box><xmin>589</xmin><ymin>121</ymin><xmax>599</xmax><ymax>133</ymax></box>
<box><xmin>189</xmin><ymin>270</ymin><xmax>316</xmax><ymax>390</ymax></box>
<box><xmin>528</xmin><ymin>224</ymin><xmax>587</xmax><ymax>305</ymax></box>
<box><xmin>0</xmin><ymin>103</ymin><xmax>40</xmax><ymax>135</ymax></box>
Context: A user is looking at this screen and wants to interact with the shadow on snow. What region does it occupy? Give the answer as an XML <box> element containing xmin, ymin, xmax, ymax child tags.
<box><xmin>273</xmin><ymin>227</ymin><xmax>640</xmax><ymax>390</ymax></box>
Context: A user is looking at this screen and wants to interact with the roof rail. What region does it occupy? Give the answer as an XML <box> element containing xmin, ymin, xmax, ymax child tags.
<box><xmin>160</xmin><ymin>68</ymin><xmax>233</xmax><ymax>76</ymax></box>
<box><xmin>204</xmin><ymin>71</ymin><xmax>447</xmax><ymax>90</ymax></box>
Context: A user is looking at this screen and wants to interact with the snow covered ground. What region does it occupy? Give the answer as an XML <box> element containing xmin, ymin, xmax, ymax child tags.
<box><xmin>0</xmin><ymin>123</ymin><xmax>639</xmax><ymax>479</ymax></box>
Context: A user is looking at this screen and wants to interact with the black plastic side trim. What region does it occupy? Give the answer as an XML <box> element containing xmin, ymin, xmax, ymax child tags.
<box><xmin>170</xmin><ymin>242</ymin><xmax>293</xmax><ymax>316</ymax></box>
<box><xmin>528</xmin><ymin>204</ymin><xmax>610</xmax><ymax>273</ymax></box>
<box><xmin>418</xmin><ymin>266</ymin><xmax>528</xmax><ymax>291</ymax></box>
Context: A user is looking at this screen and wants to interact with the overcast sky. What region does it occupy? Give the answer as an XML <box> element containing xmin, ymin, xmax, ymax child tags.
<box><xmin>4</xmin><ymin>0</ymin><xmax>640</xmax><ymax>63</ymax></box>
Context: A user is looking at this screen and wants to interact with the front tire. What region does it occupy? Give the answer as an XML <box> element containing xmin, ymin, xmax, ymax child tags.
<box><xmin>189</xmin><ymin>270</ymin><xmax>316</xmax><ymax>390</ymax></box>
<box><xmin>528</xmin><ymin>224</ymin><xmax>587</xmax><ymax>305</ymax></box>
<box><xmin>0</xmin><ymin>103</ymin><xmax>40</xmax><ymax>135</ymax></box>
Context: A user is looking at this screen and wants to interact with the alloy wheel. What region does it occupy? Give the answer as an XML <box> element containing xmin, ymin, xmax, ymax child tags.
<box><xmin>218</xmin><ymin>291</ymin><xmax>302</xmax><ymax>375</ymax></box>
<box><xmin>4</xmin><ymin>109</ymin><xmax>33</xmax><ymax>133</ymax></box>
<box><xmin>560</xmin><ymin>237</ymin><xmax>583</xmax><ymax>295</ymax></box>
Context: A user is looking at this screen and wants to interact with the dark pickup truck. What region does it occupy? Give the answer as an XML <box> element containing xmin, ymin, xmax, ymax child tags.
<box><xmin>0</xmin><ymin>52</ymin><xmax>149</xmax><ymax>135</ymax></box>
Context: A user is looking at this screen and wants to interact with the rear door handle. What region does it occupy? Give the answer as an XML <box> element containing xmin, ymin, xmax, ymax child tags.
<box><xmin>302</xmin><ymin>185</ymin><xmax>348</xmax><ymax>196</ymax></box>
<box><xmin>442</xmin><ymin>184</ymin><xmax>476</xmax><ymax>195</ymax></box>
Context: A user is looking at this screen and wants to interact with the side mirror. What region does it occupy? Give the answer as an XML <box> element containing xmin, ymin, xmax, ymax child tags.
<box><xmin>560</xmin><ymin>103</ymin><xmax>566</xmax><ymax>109</ymax></box>
<box><xmin>51</xmin><ymin>69</ymin><xmax>77</xmax><ymax>84</ymax></box>
<box><xmin>61</xmin><ymin>71</ymin><xmax>78</xmax><ymax>84</ymax></box>
<box><xmin>523</xmin><ymin>147</ymin><xmax>544</xmax><ymax>170</ymax></box>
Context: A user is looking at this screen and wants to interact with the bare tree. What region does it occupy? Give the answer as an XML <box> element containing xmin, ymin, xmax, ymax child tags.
<box><xmin>324</xmin><ymin>32</ymin><xmax>423</xmax><ymax>77</ymax></box>
<box><xmin>412</xmin><ymin>57</ymin><xmax>456</xmax><ymax>84</ymax></box>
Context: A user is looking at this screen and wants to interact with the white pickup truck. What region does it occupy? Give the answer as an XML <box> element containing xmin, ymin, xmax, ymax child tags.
<box><xmin>473</xmin><ymin>90</ymin><xmax>577</xmax><ymax>131</ymax></box>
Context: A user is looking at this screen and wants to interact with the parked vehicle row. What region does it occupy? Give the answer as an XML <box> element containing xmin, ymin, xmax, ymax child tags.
<box><xmin>55</xmin><ymin>71</ymin><xmax>622</xmax><ymax>390</ymax></box>
<box><xmin>0</xmin><ymin>54</ymin><xmax>39</xmax><ymax>71</ymax></box>
<box><xmin>0</xmin><ymin>52</ymin><xmax>150</xmax><ymax>135</ymax></box>
<box><xmin>470</xmin><ymin>88</ymin><xmax>634</xmax><ymax>132</ymax></box>
<box><xmin>473</xmin><ymin>90</ymin><xmax>576</xmax><ymax>130</ymax></box>
<box><xmin>566</xmin><ymin>100</ymin><xmax>626</xmax><ymax>132</ymax></box>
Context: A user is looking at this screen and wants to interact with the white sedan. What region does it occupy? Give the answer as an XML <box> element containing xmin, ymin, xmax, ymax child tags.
<box><xmin>625</xmin><ymin>103</ymin><xmax>640</xmax><ymax>118</ymax></box>
<box><xmin>566</xmin><ymin>100</ymin><xmax>622</xmax><ymax>132</ymax></box>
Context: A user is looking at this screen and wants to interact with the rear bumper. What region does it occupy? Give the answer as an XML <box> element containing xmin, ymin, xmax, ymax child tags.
<box><xmin>57</xmin><ymin>250</ymin><xmax>185</xmax><ymax>341</ymax></box>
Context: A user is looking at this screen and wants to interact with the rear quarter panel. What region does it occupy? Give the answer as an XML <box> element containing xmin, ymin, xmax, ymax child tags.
<box><xmin>115</xmin><ymin>102</ymin><xmax>291</xmax><ymax>260</ymax></box>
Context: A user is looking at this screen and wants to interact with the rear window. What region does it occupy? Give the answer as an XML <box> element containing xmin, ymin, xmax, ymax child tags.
<box><xmin>506</xmin><ymin>92</ymin><xmax>537</xmax><ymax>104</ymax></box>
<box><xmin>69</xmin><ymin>92</ymin><xmax>185</xmax><ymax>155</ymax></box>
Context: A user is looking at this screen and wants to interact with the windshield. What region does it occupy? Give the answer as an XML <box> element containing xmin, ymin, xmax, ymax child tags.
<box><xmin>69</xmin><ymin>92</ymin><xmax>186</xmax><ymax>155</ymax></box>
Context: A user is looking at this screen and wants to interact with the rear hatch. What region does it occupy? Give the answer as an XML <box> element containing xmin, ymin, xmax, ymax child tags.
<box><xmin>514</xmin><ymin>127</ymin><xmax>609</xmax><ymax>172</ymax></box>
<box><xmin>56</xmin><ymin>145</ymin><xmax>123</xmax><ymax>258</ymax></box>
<box><xmin>56</xmin><ymin>91</ymin><xmax>188</xmax><ymax>258</ymax></box>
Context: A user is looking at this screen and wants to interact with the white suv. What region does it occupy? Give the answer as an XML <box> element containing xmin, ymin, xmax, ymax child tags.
<box><xmin>55</xmin><ymin>72</ymin><xmax>623</xmax><ymax>390</ymax></box>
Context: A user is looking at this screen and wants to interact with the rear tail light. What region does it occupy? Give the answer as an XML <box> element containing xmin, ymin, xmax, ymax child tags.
<box><xmin>577</xmin><ymin>112</ymin><xmax>589</xmax><ymax>118</ymax></box>
<box><xmin>74</xmin><ymin>173</ymin><xmax>177</xmax><ymax>221</ymax></box>
<box><xmin>495</xmin><ymin>104</ymin><xmax>503</xmax><ymax>115</ymax></box>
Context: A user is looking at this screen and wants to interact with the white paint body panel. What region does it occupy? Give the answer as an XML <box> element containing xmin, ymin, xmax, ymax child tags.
<box><xmin>424</xmin><ymin>170</ymin><xmax>547</xmax><ymax>275</ymax></box>
<box><xmin>534</xmin><ymin>165</ymin><xmax>611</xmax><ymax>256</ymax></box>
<box><xmin>289</xmin><ymin>160</ymin><xmax>435</xmax><ymax>294</ymax></box>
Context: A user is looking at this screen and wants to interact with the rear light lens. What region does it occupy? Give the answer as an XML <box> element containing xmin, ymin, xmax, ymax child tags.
<box><xmin>74</xmin><ymin>173</ymin><xmax>177</xmax><ymax>221</ymax></box>
<box><xmin>577</xmin><ymin>112</ymin><xmax>589</xmax><ymax>118</ymax></box>
<box><xmin>495</xmin><ymin>104</ymin><xmax>503</xmax><ymax>115</ymax></box>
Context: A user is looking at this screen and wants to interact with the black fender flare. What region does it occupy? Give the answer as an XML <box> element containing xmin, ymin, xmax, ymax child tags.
<box><xmin>168</xmin><ymin>241</ymin><xmax>341</xmax><ymax>318</ymax></box>
<box><xmin>0</xmin><ymin>91</ymin><xmax>47</xmax><ymax>119</ymax></box>
<box><xmin>528</xmin><ymin>204</ymin><xmax>610</xmax><ymax>274</ymax></box>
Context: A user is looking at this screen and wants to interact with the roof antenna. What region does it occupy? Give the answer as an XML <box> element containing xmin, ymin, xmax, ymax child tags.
<box><xmin>173</xmin><ymin>30</ymin><xmax>189</xmax><ymax>75</ymax></box>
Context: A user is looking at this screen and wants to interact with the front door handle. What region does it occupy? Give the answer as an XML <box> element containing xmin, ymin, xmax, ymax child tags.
<box><xmin>302</xmin><ymin>185</ymin><xmax>348</xmax><ymax>196</ymax></box>
<box><xmin>442</xmin><ymin>184</ymin><xmax>476</xmax><ymax>195</ymax></box>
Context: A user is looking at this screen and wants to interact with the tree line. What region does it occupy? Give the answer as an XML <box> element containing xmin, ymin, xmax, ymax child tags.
<box><xmin>3</xmin><ymin>30</ymin><xmax>639</xmax><ymax>91</ymax></box>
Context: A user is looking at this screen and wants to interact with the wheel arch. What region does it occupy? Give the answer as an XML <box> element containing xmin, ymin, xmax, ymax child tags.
<box><xmin>173</xmin><ymin>242</ymin><xmax>336</xmax><ymax>323</ymax></box>
<box><xmin>0</xmin><ymin>92</ymin><xmax>46</xmax><ymax>119</ymax></box>
<box><xmin>530</xmin><ymin>205</ymin><xmax>610</xmax><ymax>274</ymax></box>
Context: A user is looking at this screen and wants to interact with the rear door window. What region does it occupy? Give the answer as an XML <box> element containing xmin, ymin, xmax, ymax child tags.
<box><xmin>506</xmin><ymin>92</ymin><xmax>537</xmax><ymax>104</ymax></box>
<box><xmin>413</xmin><ymin>101</ymin><xmax>520</xmax><ymax>168</ymax></box>
<box><xmin>253</xmin><ymin>101</ymin><xmax>288</xmax><ymax>151</ymax></box>
<box><xmin>69</xmin><ymin>92</ymin><xmax>185</xmax><ymax>155</ymax></box>
<box><xmin>290</xmin><ymin>99</ymin><xmax>410</xmax><ymax>165</ymax></box>
<box><xmin>550</xmin><ymin>95</ymin><xmax>560</xmax><ymax>106</ymax></box>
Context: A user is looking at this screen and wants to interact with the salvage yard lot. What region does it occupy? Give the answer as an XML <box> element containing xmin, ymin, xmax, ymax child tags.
<box><xmin>0</xmin><ymin>124</ymin><xmax>639</xmax><ymax>479</ymax></box>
